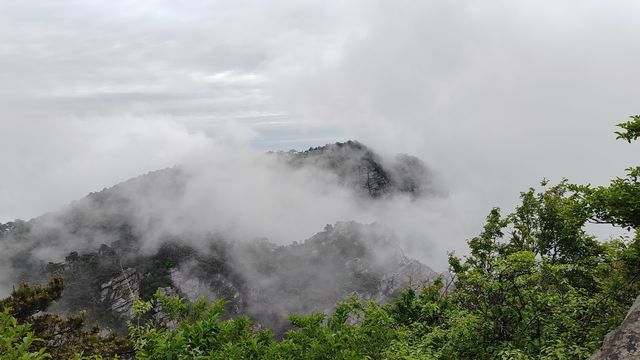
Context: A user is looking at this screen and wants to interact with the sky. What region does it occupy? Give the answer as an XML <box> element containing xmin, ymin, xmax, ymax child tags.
<box><xmin>0</xmin><ymin>1</ymin><xmax>639</xmax><ymax>267</ymax></box>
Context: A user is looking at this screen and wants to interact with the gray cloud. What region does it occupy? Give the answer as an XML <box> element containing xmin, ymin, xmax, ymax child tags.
<box><xmin>1</xmin><ymin>0</ymin><xmax>638</xmax><ymax>271</ymax></box>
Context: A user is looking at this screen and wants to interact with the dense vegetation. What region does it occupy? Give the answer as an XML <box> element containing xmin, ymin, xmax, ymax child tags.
<box><xmin>1</xmin><ymin>116</ymin><xmax>638</xmax><ymax>359</ymax></box>
<box><xmin>0</xmin><ymin>275</ymin><xmax>130</xmax><ymax>358</ymax></box>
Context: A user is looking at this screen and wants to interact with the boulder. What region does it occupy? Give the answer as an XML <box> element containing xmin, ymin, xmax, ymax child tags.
<box><xmin>590</xmin><ymin>295</ymin><xmax>640</xmax><ymax>359</ymax></box>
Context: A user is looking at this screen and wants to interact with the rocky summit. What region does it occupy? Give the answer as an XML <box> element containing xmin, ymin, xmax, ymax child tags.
<box><xmin>276</xmin><ymin>140</ymin><xmax>435</xmax><ymax>198</ymax></box>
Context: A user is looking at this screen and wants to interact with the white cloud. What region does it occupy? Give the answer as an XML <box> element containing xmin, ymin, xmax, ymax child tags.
<box><xmin>1</xmin><ymin>0</ymin><xmax>638</xmax><ymax>270</ymax></box>
<box><xmin>269</xmin><ymin>0</ymin><xmax>640</xmax><ymax>246</ymax></box>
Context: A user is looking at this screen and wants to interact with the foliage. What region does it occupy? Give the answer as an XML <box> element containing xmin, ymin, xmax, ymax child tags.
<box><xmin>0</xmin><ymin>276</ymin><xmax>64</xmax><ymax>323</ymax></box>
<box><xmin>571</xmin><ymin>167</ymin><xmax>640</xmax><ymax>230</ymax></box>
<box><xmin>0</xmin><ymin>309</ymin><xmax>50</xmax><ymax>359</ymax></box>
<box><xmin>128</xmin><ymin>291</ymin><xmax>275</xmax><ymax>359</ymax></box>
<box><xmin>443</xmin><ymin>187</ymin><xmax>636</xmax><ymax>358</ymax></box>
<box><xmin>0</xmin><ymin>275</ymin><xmax>130</xmax><ymax>359</ymax></box>
<box><xmin>615</xmin><ymin>114</ymin><xmax>640</xmax><ymax>143</ymax></box>
<box><xmin>128</xmin><ymin>290</ymin><xmax>403</xmax><ymax>359</ymax></box>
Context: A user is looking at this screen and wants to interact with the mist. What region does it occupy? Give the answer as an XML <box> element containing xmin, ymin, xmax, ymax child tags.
<box><xmin>1</xmin><ymin>1</ymin><xmax>639</xmax><ymax>292</ymax></box>
<box><xmin>0</xmin><ymin>139</ymin><xmax>449</xmax><ymax>266</ymax></box>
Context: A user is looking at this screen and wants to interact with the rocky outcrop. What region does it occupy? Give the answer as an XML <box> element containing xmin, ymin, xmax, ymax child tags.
<box><xmin>100</xmin><ymin>268</ymin><xmax>140</xmax><ymax>317</ymax></box>
<box><xmin>378</xmin><ymin>257</ymin><xmax>436</xmax><ymax>300</ymax></box>
<box><xmin>590</xmin><ymin>295</ymin><xmax>640</xmax><ymax>359</ymax></box>
<box><xmin>276</xmin><ymin>141</ymin><xmax>435</xmax><ymax>198</ymax></box>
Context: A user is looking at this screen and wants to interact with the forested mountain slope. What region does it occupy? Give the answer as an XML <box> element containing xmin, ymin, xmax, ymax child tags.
<box><xmin>0</xmin><ymin>141</ymin><xmax>436</xmax><ymax>336</ymax></box>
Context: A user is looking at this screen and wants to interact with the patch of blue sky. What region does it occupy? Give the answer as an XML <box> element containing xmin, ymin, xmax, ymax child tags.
<box><xmin>250</xmin><ymin>124</ymin><xmax>345</xmax><ymax>152</ymax></box>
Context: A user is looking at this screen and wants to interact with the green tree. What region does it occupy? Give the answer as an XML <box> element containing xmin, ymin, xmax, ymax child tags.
<box><xmin>0</xmin><ymin>275</ymin><xmax>130</xmax><ymax>358</ymax></box>
<box><xmin>615</xmin><ymin>115</ymin><xmax>640</xmax><ymax>143</ymax></box>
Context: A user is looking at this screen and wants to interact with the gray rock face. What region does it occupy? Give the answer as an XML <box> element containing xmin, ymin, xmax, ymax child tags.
<box><xmin>378</xmin><ymin>257</ymin><xmax>436</xmax><ymax>300</ymax></box>
<box><xmin>591</xmin><ymin>295</ymin><xmax>640</xmax><ymax>359</ymax></box>
<box><xmin>99</xmin><ymin>268</ymin><xmax>140</xmax><ymax>317</ymax></box>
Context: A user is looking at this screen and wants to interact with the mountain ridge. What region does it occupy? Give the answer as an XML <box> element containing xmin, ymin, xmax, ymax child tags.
<box><xmin>0</xmin><ymin>141</ymin><xmax>438</xmax><ymax>335</ymax></box>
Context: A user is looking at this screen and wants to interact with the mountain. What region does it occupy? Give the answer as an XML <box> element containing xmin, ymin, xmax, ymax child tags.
<box><xmin>274</xmin><ymin>140</ymin><xmax>435</xmax><ymax>198</ymax></box>
<box><xmin>0</xmin><ymin>141</ymin><xmax>438</xmax><ymax>335</ymax></box>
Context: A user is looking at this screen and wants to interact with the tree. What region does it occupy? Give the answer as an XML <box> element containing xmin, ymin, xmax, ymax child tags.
<box><xmin>0</xmin><ymin>275</ymin><xmax>130</xmax><ymax>358</ymax></box>
<box><xmin>615</xmin><ymin>115</ymin><xmax>640</xmax><ymax>143</ymax></box>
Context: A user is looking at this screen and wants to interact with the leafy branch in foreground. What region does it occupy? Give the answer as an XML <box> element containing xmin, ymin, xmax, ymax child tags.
<box><xmin>0</xmin><ymin>308</ymin><xmax>50</xmax><ymax>359</ymax></box>
<box><xmin>615</xmin><ymin>115</ymin><xmax>640</xmax><ymax>143</ymax></box>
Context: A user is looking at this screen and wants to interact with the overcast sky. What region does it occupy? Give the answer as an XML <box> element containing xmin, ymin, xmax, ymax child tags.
<box><xmin>1</xmin><ymin>1</ymin><xmax>639</xmax><ymax>262</ymax></box>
